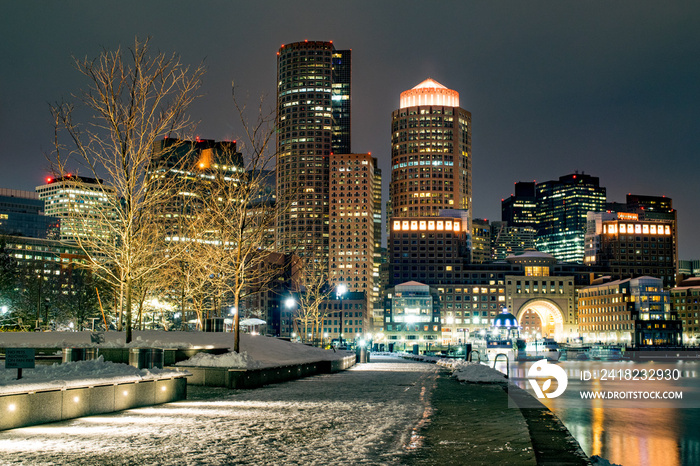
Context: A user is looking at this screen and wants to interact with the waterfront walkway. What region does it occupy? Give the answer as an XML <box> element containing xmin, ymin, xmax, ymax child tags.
<box><xmin>0</xmin><ymin>355</ymin><xmax>587</xmax><ymax>465</ymax></box>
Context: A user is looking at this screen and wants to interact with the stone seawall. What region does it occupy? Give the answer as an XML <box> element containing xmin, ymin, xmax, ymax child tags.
<box><xmin>176</xmin><ymin>354</ymin><xmax>357</xmax><ymax>389</ymax></box>
<box><xmin>0</xmin><ymin>375</ymin><xmax>188</xmax><ymax>431</ymax></box>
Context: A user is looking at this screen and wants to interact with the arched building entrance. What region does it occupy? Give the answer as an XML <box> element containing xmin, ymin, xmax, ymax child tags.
<box><xmin>514</xmin><ymin>299</ymin><xmax>566</xmax><ymax>341</ymax></box>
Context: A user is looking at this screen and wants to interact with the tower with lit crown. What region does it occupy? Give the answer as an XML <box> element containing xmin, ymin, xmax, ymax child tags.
<box><xmin>389</xmin><ymin>79</ymin><xmax>472</xmax><ymax>220</ymax></box>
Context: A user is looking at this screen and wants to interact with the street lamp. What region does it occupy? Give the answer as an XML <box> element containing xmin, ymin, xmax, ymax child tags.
<box><xmin>336</xmin><ymin>284</ymin><xmax>347</xmax><ymax>348</ymax></box>
<box><xmin>285</xmin><ymin>297</ymin><xmax>297</xmax><ymax>340</ymax></box>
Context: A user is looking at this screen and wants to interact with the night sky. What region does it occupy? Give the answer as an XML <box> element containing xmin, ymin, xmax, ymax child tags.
<box><xmin>1</xmin><ymin>1</ymin><xmax>699</xmax><ymax>257</ymax></box>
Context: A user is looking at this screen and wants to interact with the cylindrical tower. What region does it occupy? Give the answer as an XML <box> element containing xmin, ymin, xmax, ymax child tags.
<box><xmin>390</xmin><ymin>78</ymin><xmax>471</xmax><ymax>219</ymax></box>
<box><xmin>276</xmin><ymin>41</ymin><xmax>336</xmax><ymax>258</ymax></box>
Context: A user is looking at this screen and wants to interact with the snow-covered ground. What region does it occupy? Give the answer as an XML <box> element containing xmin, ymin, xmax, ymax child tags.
<box><xmin>0</xmin><ymin>330</ymin><xmax>348</xmax><ymax>366</ymax></box>
<box><xmin>437</xmin><ymin>359</ymin><xmax>508</xmax><ymax>383</ymax></box>
<box><xmin>0</xmin><ymin>357</ymin><xmax>183</xmax><ymax>396</ymax></box>
<box><xmin>0</xmin><ymin>356</ymin><xmax>439</xmax><ymax>465</ymax></box>
<box><xmin>0</xmin><ymin>331</ymin><xmax>351</xmax><ymax>395</ymax></box>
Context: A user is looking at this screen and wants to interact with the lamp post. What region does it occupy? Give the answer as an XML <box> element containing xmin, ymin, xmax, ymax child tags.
<box><xmin>285</xmin><ymin>297</ymin><xmax>297</xmax><ymax>340</ymax></box>
<box><xmin>336</xmin><ymin>284</ymin><xmax>347</xmax><ymax>348</ymax></box>
<box><xmin>463</xmin><ymin>328</ymin><xmax>468</xmax><ymax>361</ymax></box>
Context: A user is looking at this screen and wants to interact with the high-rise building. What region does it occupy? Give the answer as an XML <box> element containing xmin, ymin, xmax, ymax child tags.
<box><xmin>389</xmin><ymin>215</ymin><xmax>469</xmax><ymax>285</ymax></box>
<box><xmin>331</xmin><ymin>50</ymin><xmax>352</xmax><ymax>154</ymax></box>
<box><xmin>490</xmin><ymin>221</ymin><xmax>537</xmax><ymax>260</ymax></box>
<box><xmin>678</xmin><ymin>260</ymin><xmax>700</xmax><ymax>278</ymax></box>
<box><xmin>371</xmin><ymin>163</ymin><xmax>383</xmax><ymax>302</ymax></box>
<box><xmin>584</xmin><ymin>211</ymin><xmax>677</xmax><ymax>287</ymax></box>
<box><xmin>150</xmin><ymin>137</ymin><xmax>243</xmax><ymax>240</ymax></box>
<box><xmin>276</xmin><ymin>40</ymin><xmax>351</xmax><ymax>262</ymax></box>
<box><xmin>389</xmin><ymin>79</ymin><xmax>471</xmax><ymax>220</ymax></box>
<box><xmin>0</xmin><ymin>188</ymin><xmax>58</xmax><ymax>239</ymax></box>
<box><xmin>501</xmin><ymin>182</ymin><xmax>537</xmax><ymax>228</ymax></box>
<box><xmin>471</xmin><ymin>218</ymin><xmax>491</xmax><ymax>264</ymax></box>
<box><xmin>329</xmin><ymin>153</ymin><xmax>380</xmax><ymax>302</ymax></box>
<box><xmin>36</xmin><ymin>175</ymin><xmax>116</xmax><ymax>244</ymax></box>
<box><xmin>535</xmin><ymin>173</ymin><xmax>606</xmax><ymax>263</ymax></box>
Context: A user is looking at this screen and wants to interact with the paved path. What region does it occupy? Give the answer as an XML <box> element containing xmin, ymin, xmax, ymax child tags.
<box><xmin>0</xmin><ymin>356</ymin><xmax>569</xmax><ymax>465</ymax></box>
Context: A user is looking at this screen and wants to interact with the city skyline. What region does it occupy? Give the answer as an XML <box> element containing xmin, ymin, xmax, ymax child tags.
<box><xmin>1</xmin><ymin>1</ymin><xmax>699</xmax><ymax>257</ymax></box>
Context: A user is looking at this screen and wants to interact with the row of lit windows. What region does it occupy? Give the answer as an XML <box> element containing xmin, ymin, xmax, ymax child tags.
<box><xmin>604</xmin><ymin>223</ymin><xmax>671</xmax><ymax>235</ymax></box>
<box><xmin>392</xmin><ymin>219</ymin><xmax>462</xmax><ymax>232</ymax></box>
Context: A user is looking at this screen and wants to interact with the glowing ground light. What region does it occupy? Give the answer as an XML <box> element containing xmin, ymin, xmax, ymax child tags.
<box><xmin>8</xmin><ymin>404</ymin><xmax>16</xmax><ymax>412</ymax></box>
<box><xmin>161</xmin><ymin>386</ymin><xmax>167</xmax><ymax>392</ymax></box>
<box><xmin>73</xmin><ymin>397</ymin><xmax>80</xmax><ymax>403</ymax></box>
<box><xmin>123</xmin><ymin>391</ymin><xmax>129</xmax><ymax>396</ymax></box>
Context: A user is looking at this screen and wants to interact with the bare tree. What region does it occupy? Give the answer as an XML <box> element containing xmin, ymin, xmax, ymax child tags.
<box><xmin>192</xmin><ymin>94</ymin><xmax>287</xmax><ymax>352</ymax></box>
<box><xmin>49</xmin><ymin>38</ymin><xmax>205</xmax><ymax>343</ymax></box>
<box><xmin>293</xmin><ymin>253</ymin><xmax>334</xmax><ymax>345</ymax></box>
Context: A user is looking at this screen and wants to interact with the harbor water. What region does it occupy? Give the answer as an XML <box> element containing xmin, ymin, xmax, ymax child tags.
<box><xmin>496</xmin><ymin>359</ymin><xmax>700</xmax><ymax>466</ymax></box>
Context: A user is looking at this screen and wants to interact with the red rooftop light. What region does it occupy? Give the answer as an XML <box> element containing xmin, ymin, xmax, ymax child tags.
<box><xmin>46</xmin><ymin>177</ymin><xmax>52</xmax><ymax>183</ymax></box>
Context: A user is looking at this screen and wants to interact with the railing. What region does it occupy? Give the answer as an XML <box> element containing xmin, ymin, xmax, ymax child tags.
<box><xmin>467</xmin><ymin>350</ymin><xmax>481</xmax><ymax>363</ymax></box>
<box><xmin>492</xmin><ymin>353</ymin><xmax>509</xmax><ymax>379</ymax></box>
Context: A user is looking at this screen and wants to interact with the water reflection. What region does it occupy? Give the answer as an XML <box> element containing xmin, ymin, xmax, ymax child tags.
<box><xmin>493</xmin><ymin>360</ymin><xmax>700</xmax><ymax>466</ymax></box>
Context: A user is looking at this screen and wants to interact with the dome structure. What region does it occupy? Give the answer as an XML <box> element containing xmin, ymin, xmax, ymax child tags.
<box><xmin>492</xmin><ymin>308</ymin><xmax>519</xmax><ymax>329</ymax></box>
<box><xmin>399</xmin><ymin>78</ymin><xmax>460</xmax><ymax>109</ymax></box>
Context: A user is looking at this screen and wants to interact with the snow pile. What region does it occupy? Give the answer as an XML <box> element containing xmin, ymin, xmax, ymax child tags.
<box><xmin>449</xmin><ymin>361</ymin><xmax>507</xmax><ymax>384</ymax></box>
<box><xmin>0</xmin><ymin>331</ymin><xmax>351</xmax><ymax>370</ymax></box>
<box><xmin>399</xmin><ymin>354</ymin><xmax>441</xmax><ymax>363</ymax></box>
<box><xmin>175</xmin><ymin>351</ymin><xmax>263</xmax><ymax>369</ymax></box>
<box><xmin>590</xmin><ymin>455</ymin><xmax>622</xmax><ymax>466</ymax></box>
<box><xmin>0</xmin><ymin>330</ymin><xmax>231</xmax><ymax>349</ymax></box>
<box><xmin>0</xmin><ymin>356</ymin><xmax>185</xmax><ymax>395</ymax></box>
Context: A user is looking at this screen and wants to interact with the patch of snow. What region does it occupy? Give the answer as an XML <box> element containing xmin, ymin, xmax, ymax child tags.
<box><xmin>0</xmin><ymin>332</ymin><xmax>354</xmax><ymax>391</ymax></box>
<box><xmin>175</xmin><ymin>351</ymin><xmax>262</xmax><ymax>369</ymax></box>
<box><xmin>443</xmin><ymin>360</ymin><xmax>508</xmax><ymax>383</ymax></box>
<box><xmin>0</xmin><ymin>356</ymin><xmax>439</xmax><ymax>465</ymax></box>
<box><xmin>0</xmin><ymin>356</ymin><xmax>185</xmax><ymax>395</ymax></box>
<box><xmin>590</xmin><ymin>455</ymin><xmax>623</xmax><ymax>466</ymax></box>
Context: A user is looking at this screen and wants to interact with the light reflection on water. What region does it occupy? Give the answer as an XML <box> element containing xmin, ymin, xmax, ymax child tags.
<box><xmin>493</xmin><ymin>359</ymin><xmax>700</xmax><ymax>466</ymax></box>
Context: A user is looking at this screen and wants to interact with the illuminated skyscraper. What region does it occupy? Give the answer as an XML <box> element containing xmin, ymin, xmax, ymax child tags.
<box><xmin>329</xmin><ymin>153</ymin><xmax>380</xmax><ymax>301</ymax></box>
<box><xmin>501</xmin><ymin>181</ymin><xmax>537</xmax><ymax>228</ymax></box>
<box><xmin>535</xmin><ymin>173</ymin><xmax>606</xmax><ymax>263</ymax></box>
<box><xmin>276</xmin><ymin>40</ymin><xmax>351</xmax><ymax>261</ymax></box>
<box><xmin>585</xmin><ymin>195</ymin><xmax>677</xmax><ymax>287</ymax></box>
<box><xmin>389</xmin><ymin>79</ymin><xmax>472</xmax><ymax>220</ymax></box>
<box><xmin>36</xmin><ymin>175</ymin><xmax>116</xmax><ymax>244</ymax></box>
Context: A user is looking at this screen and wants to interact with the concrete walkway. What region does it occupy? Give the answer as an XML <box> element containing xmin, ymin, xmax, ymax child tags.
<box><xmin>408</xmin><ymin>370</ymin><xmax>537</xmax><ymax>465</ymax></box>
<box><xmin>0</xmin><ymin>355</ymin><xmax>588</xmax><ymax>465</ymax></box>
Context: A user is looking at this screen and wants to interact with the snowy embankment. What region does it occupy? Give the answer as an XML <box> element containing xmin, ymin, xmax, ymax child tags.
<box><xmin>437</xmin><ymin>359</ymin><xmax>508</xmax><ymax>383</ymax></box>
<box><xmin>0</xmin><ymin>330</ymin><xmax>350</xmax><ymax>369</ymax></box>
<box><xmin>0</xmin><ymin>356</ymin><xmax>183</xmax><ymax>395</ymax></box>
<box><xmin>0</xmin><ymin>331</ymin><xmax>352</xmax><ymax>393</ymax></box>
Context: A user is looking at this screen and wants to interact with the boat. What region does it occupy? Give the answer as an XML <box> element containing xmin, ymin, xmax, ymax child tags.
<box><xmin>589</xmin><ymin>345</ymin><xmax>625</xmax><ymax>361</ymax></box>
<box><xmin>484</xmin><ymin>338</ymin><xmax>515</xmax><ymax>361</ymax></box>
<box><xmin>518</xmin><ymin>338</ymin><xmax>561</xmax><ymax>361</ymax></box>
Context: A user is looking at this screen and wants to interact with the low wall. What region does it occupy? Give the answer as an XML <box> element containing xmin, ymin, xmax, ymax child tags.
<box><xmin>1</xmin><ymin>348</ymin><xmax>230</xmax><ymax>366</ymax></box>
<box><xmin>0</xmin><ymin>375</ymin><xmax>188</xmax><ymax>431</ymax></box>
<box><xmin>177</xmin><ymin>355</ymin><xmax>356</xmax><ymax>389</ymax></box>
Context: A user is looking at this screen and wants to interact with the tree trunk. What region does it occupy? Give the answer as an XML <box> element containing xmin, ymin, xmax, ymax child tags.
<box><xmin>180</xmin><ymin>279</ymin><xmax>186</xmax><ymax>330</ymax></box>
<box><xmin>233</xmin><ymin>294</ymin><xmax>240</xmax><ymax>353</ymax></box>
<box><xmin>117</xmin><ymin>282</ymin><xmax>123</xmax><ymax>332</ymax></box>
<box><xmin>125</xmin><ymin>275</ymin><xmax>132</xmax><ymax>343</ymax></box>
